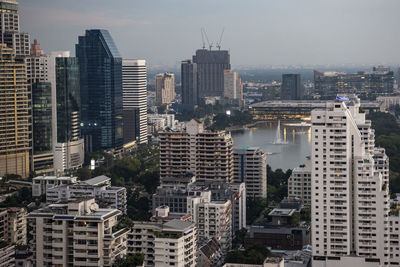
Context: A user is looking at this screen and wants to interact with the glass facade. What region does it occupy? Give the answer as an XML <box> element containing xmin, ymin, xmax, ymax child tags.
<box><xmin>32</xmin><ymin>82</ymin><xmax>52</xmax><ymax>153</ymax></box>
<box><xmin>55</xmin><ymin>57</ymin><xmax>80</xmax><ymax>143</ymax></box>
<box><xmin>76</xmin><ymin>29</ymin><xmax>123</xmax><ymax>151</ymax></box>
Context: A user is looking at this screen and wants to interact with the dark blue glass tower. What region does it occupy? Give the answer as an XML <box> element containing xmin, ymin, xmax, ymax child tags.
<box><xmin>76</xmin><ymin>29</ymin><xmax>123</xmax><ymax>151</ymax></box>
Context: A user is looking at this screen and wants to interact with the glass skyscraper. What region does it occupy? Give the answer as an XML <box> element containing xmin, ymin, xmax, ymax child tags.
<box><xmin>76</xmin><ymin>29</ymin><xmax>123</xmax><ymax>151</ymax></box>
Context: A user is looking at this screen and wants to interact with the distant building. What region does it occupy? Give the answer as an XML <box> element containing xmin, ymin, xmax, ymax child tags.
<box><xmin>193</xmin><ymin>49</ymin><xmax>230</xmax><ymax>97</ymax></box>
<box><xmin>148</xmin><ymin>113</ymin><xmax>176</xmax><ymax>133</ymax></box>
<box><xmin>122</xmin><ymin>59</ymin><xmax>148</xmax><ymax>144</ymax></box>
<box><xmin>314</xmin><ymin>67</ymin><xmax>394</xmax><ymax>100</ymax></box>
<box><xmin>126</xmin><ymin>219</ymin><xmax>197</xmax><ymax>267</ymax></box>
<box><xmin>52</xmin><ymin>54</ymin><xmax>84</xmax><ymax>173</ymax></box>
<box><xmin>0</xmin><ymin>44</ymin><xmax>31</xmax><ymax>178</ymax></box>
<box><xmin>156</xmin><ymin>72</ymin><xmax>175</xmax><ymax>105</ymax></box>
<box><xmin>159</xmin><ymin>119</ymin><xmax>234</xmax><ymax>183</ymax></box>
<box><xmin>27</xmin><ymin>198</ymin><xmax>127</xmax><ymax>267</ymax></box>
<box><xmin>281</xmin><ymin>74</ymin><xmax>303</xmax><ymax>100</ymax></box>
<box><xmin>76</xmin><ymin>29</ymin><xmax>123</xmax><ymax>151</ymax></box>
<box><xmin>234</xmin><ymin>147</ymin><xmax>267</xmax><ymax>199</ymax></box>
<box><xmin>0</xmin><ymin>0</ymin><xmax>30</xmax><ymax>58</ymax></box>
<box><xmin>287</xmin><ymin>159</ymin><xmax>311</xmax><ymax>206</ymax></box>
<box><xmin>224</xmin><ymin>70</ymin><xmax>243</xmax><ymax>102</ymax></box>
<box><xmin>181</xmin><ymin>59</ymin><xmax>198</xmax><ymax>108</ymax></box>
<box><xmin>31</xmin><ymin>82</ymin><xmax>54</xmax><ymax>174</ymax></box>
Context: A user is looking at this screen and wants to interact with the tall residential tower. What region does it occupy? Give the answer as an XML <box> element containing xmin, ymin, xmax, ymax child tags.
<box><xmin>311</xmin><ymin>96</ymin><xmax>390</xmax><ymax>266</ymax></box>
<box><xmin>155</xmin><ymin>72</ymin><xmax>175</xmax><ymax>105</ymax></box>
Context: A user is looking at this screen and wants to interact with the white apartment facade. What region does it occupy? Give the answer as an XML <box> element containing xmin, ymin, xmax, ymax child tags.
<box><xmin>155</xmin><ymin>72</ymin><xmax>175</xmax><ymax>105</ymax></box>
<box><xmin>46</xmin><ymin>175</ymin><xmax>127</xmax><ymax>214</ymax></box>
<box><xmin>32</xmin><ymin>175</ymin><xmax>77</xmax><ymax>197</ymax></box>
<box><xmin>233</xmin><ymin>147</ymin><xmax>267</xmax><ymax>199</ymax></box>
<box><xmin>127</xmin><ymin>219</ymin><xmax>197</xmax><ymax>267</ymax></box>
<box><xmin>122</xmin><ymin>59</ymin><xmax>148</xmax><ymax>144</ymax></box>
<box><xmin>311</xmin><ymin>96</ymin><xmax>390</xmax><ymax>266</ymax></box>
<box><xmin>288</xmin><ymin>159</ymin><xmax>311</xmax><ymax>206</ymax></box>
<box><xmin>27</xmin><ymin>198</ymin><xmax>127</xmax><ymax>267</ymax></box>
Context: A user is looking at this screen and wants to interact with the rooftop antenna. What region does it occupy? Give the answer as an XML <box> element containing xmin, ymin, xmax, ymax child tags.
<box><xmin>201</xmin><ymin>28</ymin><xmax>206</xmax><ymax>49</ymax></box>
<box><xmin>202</xmin><ymin>29</ymin><xmax>213</xmax><ymax>50</ymax></box>
<box><xmin>216</xmin><ymin>28</ymin><xmax>225</xmax><ymax>50</ymax></box>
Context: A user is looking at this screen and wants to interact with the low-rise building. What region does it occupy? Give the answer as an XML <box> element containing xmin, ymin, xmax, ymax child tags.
<box><xmin>27</xmin><ymin>198</ymin><xmax>127</xmax><ymax>267</ymax></box>
<box><xmin>32</xmin><ymin>176</ymin><xmax>77</xmax><ymax>197</ymax></box>
<box><xmin>127</xmin><ymin>219</ymin><xmax>197</xmax><ymax>267</ymax></box>
<box><xmin>45</xmin><ymin>175</ymin><xmax>127</xmax><ymax>214</ymax></box>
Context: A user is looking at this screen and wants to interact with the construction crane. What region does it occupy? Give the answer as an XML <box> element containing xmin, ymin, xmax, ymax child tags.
<box><xmin>201</xmin><ymin>28</ymin><xmax>206</xmax><ymax>49</ymax></box>
<box><xmin>216</xmin><ymin>28</ymin><xmax>225</xmax><ymax>50</ymax></box>
<box><xmin>201</xmin><ymin>28</ymin><xmax>213</xmax><ymax>50</ymax></box>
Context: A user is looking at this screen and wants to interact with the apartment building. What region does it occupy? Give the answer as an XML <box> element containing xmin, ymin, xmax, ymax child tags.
<box><xmin>287</xmin><ymin>159</ymin><xmax>311</xmax><ymax>207</ymax></box>
<box><xmin>46</xmin><ymin>175</ymin><xmax>127</xmax><ymax>214</ymax></box>
<box><xmin>127</xmin><ymin>219</ymin><xmax>197</xmax><ymax>267</ymax></box>
<box><xmin>32</xmin><ymin>175</ymin><xmax>77</xmax><ymax>197</ymax></box>
<box><xmin>27</xmin><ymin>198</ymin><xmax>127</xmax><ymax>267</ymax></box>
<box><xmin>0</xmin><ymin>207</ymin><xmax>27</xmax><ymax>245</ymax></box>
<box><xmin>0</xmin><ymin>242</ymin><xmax>15</xmax><ymax>267</ymax></box>
<box><xmin>234</xmin><ymin>147</ymin><xmax>267</xmax><ymax>199</ymax></box>
<box><xmin>159</xmin><ymin>119</ymin><xmax>234</xmax><ymax>183</ymax></box>
<box><xmin>311</xmin><ymin>95</ymin><xmax>390</xmax><ymax>266</ymax></box>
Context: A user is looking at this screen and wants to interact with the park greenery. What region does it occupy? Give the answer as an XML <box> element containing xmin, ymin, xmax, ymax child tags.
<box><xmin>224</xmin><ymin>244</ymin><xmax>272</xmax><ymax>265</ymax></box>
<box><xmin>367</xmin><ymin>111</ymin><xmax>400</xmax><ymax>196</ymax></box>
<box><xmin>113</xmin><ymin>253</ymin><xmax>144</xmax><ymax>267</ymax></box>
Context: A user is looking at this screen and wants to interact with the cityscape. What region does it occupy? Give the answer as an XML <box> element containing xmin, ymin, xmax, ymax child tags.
<box><xmin>1</xmin><ymin>0</ymin><xmax>400</xmax><ymax>267</ymax></box>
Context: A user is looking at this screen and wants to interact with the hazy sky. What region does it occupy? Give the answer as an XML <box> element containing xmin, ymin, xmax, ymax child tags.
<box><xmin>19</xmin><ymin>0</ymin><xmax>400</xmax><ymax>68</ymax></box>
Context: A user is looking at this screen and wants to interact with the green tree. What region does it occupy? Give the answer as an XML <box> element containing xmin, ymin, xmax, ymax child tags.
<box><xmin>113</xmin><ymin>253</ymin><xmax>144</xmax><ymax>267</ymax></box>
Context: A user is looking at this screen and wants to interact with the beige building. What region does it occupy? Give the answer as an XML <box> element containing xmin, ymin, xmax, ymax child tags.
<box><xmin>0</xmin><ymin>44</ymin><xmax>31</xmax><ymax>178</ymax></box>
<box><xmin>127</xmin><ymin>219</ymin><xmax>197</xmax><ymax>267</ymax></box>
<box><xmin>223</xmin><ymin>70</ymin><xmax>243</xmax><ymax>105</ymax></box>
<box><xmin>0</xmin><ymin>207</ymin><xmax>27</xmax><ymax>245</ymax></box>
<box><xmin>287</xmin><ymin>159</ymin><xmax>311</xmax><ymax>206</ymax></box>
<box><xmin>159</xmin><ymin>119</ymin><xmax>234</xmax><ymax>183</ymax></box>
<box><xmin>27</xmin><ymin>198</ymin><xmax>127</xmax><ymax>267</ymax></box>
<box><xmin>156</xmin><ymin>72</ymin><xmax>175</xmax><ymax>105</ymax></box>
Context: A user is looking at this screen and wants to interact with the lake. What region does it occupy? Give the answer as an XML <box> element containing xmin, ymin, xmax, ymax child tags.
<box><xmin>231</xmin><ymin>122</ymin><xmax>311</xmax><ymax>171</ymax></box>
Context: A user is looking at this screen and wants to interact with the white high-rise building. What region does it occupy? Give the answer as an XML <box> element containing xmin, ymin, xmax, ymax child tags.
<box><xmin>223</xmin><ymin>70</ymin><xmax>243</xmax><ymax>103</ymax></box>
<box><xmin>233</xmin><ymin>147</ymin><xmax>267</xmax><ymax>199</ymax></box>
<box><xmin>122</xmin><ymin>59</ymin><xmax>148</xmax><ymax>144</ymax></box>
<box><xmin>155</xmin><ymin>72</ymin><xmax>175</xmax><ymax>105</ymax></box>
<box><xmin>311</xmin><ymin>96</ymin><xmax>390</xmax><ymax>267</ymax></box>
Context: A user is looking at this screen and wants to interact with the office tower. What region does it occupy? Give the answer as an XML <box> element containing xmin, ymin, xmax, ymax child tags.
<box><xmin>233</xmin><ymin>147</ymin><xmax>267</xmax><ymax>199</ymax></box>
<box><xmin>0</xmin><ymin>0</ymin><xmax>29</xmax><ymax>58</ymax></box>
<box><xmin>127</xmin><ymin>219</ymin><xmax>197</xmax><ymax>267</ymax></box>
<box><xmin>45</xmin><ymin>175</ymin><xmax>127</xmax><ymax>214</ymax></box>
<box><xmin>155</xmin><ymin>72</ymin><xmax>175</xmax><ymax>105</ymax></box>
<box><xmin>25</xmin><ymin>40</ymin><xmax>54</xmax><ymax>174</ymax></box>
<box><xmin>181</xmin><ymin>59</ymin><xmax>198</xmax><ymax>108</ymax></box>
<box><xmin>314</xmin><ymin>67</ymin><xmax>394</xmax><ymax>100</ymax></box>
<box><xmin>0</xmin><ymin>44</ymin><xmax>31</xmax><ymax>178</ymax></box>
<box><xmin>287</xmin><ymin>159</ymin><xmax>311</xmax><ymax>207</ymax></box>
<box><xmin>224</xmin><ymin>69</ymin><xmax>243</xmax><ymax>101</ymax></box>
<box><xmin>193</xmin><ymin>49</ymin><xmax>230</xmax><ymax>97</ymax></box>
<box><xmin>27</xmin><ymin>198</ymin><xmax>127</xmax><ymax>267</ymax></box>
<box><xmin>76</xmin><ymin>29</ymin><xmax>123</xmax><ymax>151</ymax></box>
<box><xmin>159</xmin><ymin>119</ymin><xmax>234</xmax><ymax>183</ymax></box>
<box><xmin>122</xmin><ymin>59</ymin><xmax>147</xmax><ymax>144</ymax></box>
<box><xmin>281</xmin><ymin>74</ymin><xmax>303</xmax><ymax>100</ymax></box>
<box><xmin>31</xmin><ymin>82</ymin><xmax>54</xmax><ymax>173</ymax></box>
<box><xmin>311</xmin><ymin>95</ymin><xmax>390</xmax><ymax>266</ymax></box>
<box><xmin>52</xmin><ymin>54</ymin><xmax>84</xmax><ymax>172</ymax></box>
